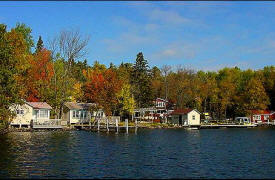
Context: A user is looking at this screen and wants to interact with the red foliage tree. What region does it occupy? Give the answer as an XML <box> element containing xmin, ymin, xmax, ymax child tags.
<box><xmin>26</xmin><ymin>48</ymin><xmax>54</xmax><ymax>102</ymax></box>
<box><xmin>83</xmin><ymin>69</ymin><xmax>122</xmax><ymax>116</ymax></box>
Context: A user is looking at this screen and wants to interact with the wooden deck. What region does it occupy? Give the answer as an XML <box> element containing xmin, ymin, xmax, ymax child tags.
<box><xmin>32</xmin><ymin>119</ymin><xmax>64</xmax><ymax>129</ymax></box>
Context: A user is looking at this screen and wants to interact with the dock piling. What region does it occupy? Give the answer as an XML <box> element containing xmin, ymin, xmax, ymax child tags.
<box><xmin>135</xmin><ymin>119</ymin><xmax>137</xmax><ymax>134</ymax></box>
<box><xmin>97</xmin><ymin>118</ymin><xmax>100</xmax><ymax>131</ymax></box>
<box><xmin>106</xmin><ymin>118</ymin><xmax>109</xmax><ymax>132</ymax></box>
<box><xmin>126</xmin><ymin>119</ymin><xmax>128</xmax><ymax>134</ymax></box>
<box><xmin>116</xmin><ymin>118</ymin><xmax>119</xmax><ymax>133</ymax></box>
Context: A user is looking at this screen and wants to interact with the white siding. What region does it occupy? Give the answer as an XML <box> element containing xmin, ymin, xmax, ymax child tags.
<box><xmin>187</xmin><ymin>110</ymin><xmax>200</xmax><ymax>125</ymax></box>
<box><xmin>10</xmin><ymin>104</ymin><xmax>33</xmax><ymax>126</ymax></box>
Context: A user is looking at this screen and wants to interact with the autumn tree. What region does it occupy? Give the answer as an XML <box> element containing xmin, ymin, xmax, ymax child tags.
<box><xmin>26</xmin><ymin>48</ymin><xmax>54</xmax><ymax>102</ymax></box>
<box><xmin>258</xmin><ymin>66</ymin><xmax>275</xmax><ymax>110</ymax></box>
<box><xmin>48</xmin><ymin>28</ymin><xmax>90</xmax><ymax>70</ymax></box>
<box><xmin>13</xmin><ymin>23</ymin><xmax>34</xmax><ymax>53</ymax></box>
<box><xmin>117</xmin><ymin>83</ymin><xmax>136</xmax><ymax>120</ymax></box>
<box><xmin>244</xmin><ymin>77</ymin><xmax>270</xmax><ymax>112</ymax></box>
<box><xmin>47</xmin><ymin>29</ymin><xmax>90</xmax><ymax>118</ymax></box>
<box><xmin>84</xmin><ymin>69</ymin><xmax>122</xmax><ymax>117</ymax></box>
<box><xmin>151</xmin><ymin>66</ymin><xmax>163</xmax><ymax>99</ymax></box>
<box><xmin>0</xmin><ymin>24</ymin><xmax>25</xmax><ymax>126</ymax></box>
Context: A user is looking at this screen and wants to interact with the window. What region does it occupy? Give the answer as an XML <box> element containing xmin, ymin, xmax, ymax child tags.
<box><xmin>73</xmin><ymin>110</ymin><xmax>80</xmax><ymax>118</ymax></box>
<box><xmin>16</xmin><ymin>109</ymin><xmax>24</xmax><ymax>115</ymax></box>
<box><xmin>264</xmin><ymin>115</ymin><xmax>269</xmax><ymax>120</ymax></box>
<box><xmin>79</xmin><ymin>111</ymin><xmax>87</xmax><ymax>119</ymax></box>
<box><xmin>253</xmin><ymin>115</ymin><xmax>261</xmax><ymax>120</ymax></box>
<box><xmin>39</xmin><ymin>110</ymin><xmax>49</xmax><ymax>118</ymax></box>
<box><xmin>192</xmin><ymin>115</ymin><xmax>195</xmax><ymax>120</ymax></box>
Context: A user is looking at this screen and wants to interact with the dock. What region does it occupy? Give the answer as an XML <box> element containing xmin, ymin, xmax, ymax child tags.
<box><xmin>200</xmin><ymin>124</ymin><xmax>257</xmax><ymax>129</ymax></box>
<box><xmin>74</xmin><ymin>119</ymin><xmax>138</xmax><ymax>133</ymax></box>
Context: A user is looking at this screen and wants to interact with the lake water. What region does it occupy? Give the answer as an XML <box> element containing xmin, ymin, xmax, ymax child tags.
<box><xmin>0</xmin><ymin>128</ymin><xmax>275</xmax><ymax>179</ymax></box>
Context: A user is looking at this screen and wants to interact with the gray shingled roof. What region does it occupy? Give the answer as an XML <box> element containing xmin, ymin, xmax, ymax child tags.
<box><xmin>64</xmin><ymin>102</ymin><xmax>96</xmax><ymax>110</ymax></box>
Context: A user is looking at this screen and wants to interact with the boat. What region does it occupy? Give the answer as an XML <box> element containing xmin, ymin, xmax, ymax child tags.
<box><xmin>187</xmin><ymin>127</ymin><xmax>199</xmax><ymax>130</ymax></box>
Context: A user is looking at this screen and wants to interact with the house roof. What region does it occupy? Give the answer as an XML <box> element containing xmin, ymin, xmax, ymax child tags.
<box><xmin>155</xmin><ymin>98</ymin><xmax>168</xmax><ymax>102</ymax></box>
<box><xmin>251</xmin><ymin>110</ymin><xmax>275</xmax><ymax>115</ymax></box>
<box><xmin>64</xmin><ymin>102</ymin><xmax>96</xmax><ymax>110</ymax></box>
<box><xmin>171</xmin><ymin>109</ymin><xmax>193</xmax><ymax>115</ymax></box>
<box><xmin>26</xmin><ymin>102</ymin><xmax>52</xmax><ymax>109</ymax></box>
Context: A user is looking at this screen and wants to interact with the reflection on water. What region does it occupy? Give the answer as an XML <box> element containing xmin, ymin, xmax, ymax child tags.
<box><xmin>0</xmin><ymin>128</ymin><xmax>275</xmax><ymax>178</ymax></box>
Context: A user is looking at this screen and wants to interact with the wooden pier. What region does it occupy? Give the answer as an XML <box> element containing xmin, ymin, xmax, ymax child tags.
<box><xmin>74</xmin><ymin>119</ymin><xmax>138</xmax><ymax>134</ymax></box>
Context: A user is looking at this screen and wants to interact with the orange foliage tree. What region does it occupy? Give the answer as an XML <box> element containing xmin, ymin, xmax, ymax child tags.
<box><xmin>26</xmin><ymin>48</ymin><xmax>54</xmax><ymax>102</ymax></box>
<box><xmin>83</xmin><ymin>68</ymin><xmax>122</xmax><ymax>116</ymax></box>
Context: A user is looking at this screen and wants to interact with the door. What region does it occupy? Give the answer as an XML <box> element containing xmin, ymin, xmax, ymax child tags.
<box><xmin>179</xmin><ymin>115</ymin><xmax>183</xmax><ymax>126</ymax></box>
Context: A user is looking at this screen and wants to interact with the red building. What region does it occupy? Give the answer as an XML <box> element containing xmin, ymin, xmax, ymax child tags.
<box><xmin>154</xmin><ymin>98</ymin><xmax>175</xmax><ymax>120</ymax></box>
<box><xmin>250</xmin><ymin>110</ymin><xmax>275</xmax><ymax>124</ymax></box>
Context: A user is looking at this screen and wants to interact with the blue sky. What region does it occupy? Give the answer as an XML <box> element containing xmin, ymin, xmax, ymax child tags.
<box><xmin>1</xmin><ymin>1</ymin><xmax>275</xmax><ymax>71</ymax></box>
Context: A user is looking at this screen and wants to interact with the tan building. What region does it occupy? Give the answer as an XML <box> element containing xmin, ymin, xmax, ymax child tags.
<box><xmin>10</xmin><ymin>102</ymin><xmax>52</xmax><ymax>128</ymax></box>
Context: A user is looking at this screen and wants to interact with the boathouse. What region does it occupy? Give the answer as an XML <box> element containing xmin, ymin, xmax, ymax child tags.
<box><xmin>63</xmin><ymin>102</ymin><xmax>105</xmax><ymax>125</ymax></box>
<box><xmin>169</xmin><ymin>109</ymin><xmax>201</xmax><ymax>126</ymax></box>
<box><xmin>10</xmin><ymin>102</ymin><xmax>52</xmax><ymax>128</ymax></box>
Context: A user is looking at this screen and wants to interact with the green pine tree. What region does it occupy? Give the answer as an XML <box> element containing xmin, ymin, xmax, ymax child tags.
<box><xmin>35</xmin><ymin>36</ymin><xmax>43</xmax><ymax>53</ymax></box>
<box><xmin>131</xmin><ymin>52</ymin><xmax>153</xmax><ymax>108</ymax></box>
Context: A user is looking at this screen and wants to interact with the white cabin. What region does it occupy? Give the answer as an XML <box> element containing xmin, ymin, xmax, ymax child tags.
<box><xmin>63</xmin><ymin>102</ymin><xmax>105</xmax><ymax>125</ymax></box>
<box><xmin>10</xmin><ymin>102</ymin><xmax>52</xmax><ymax>128</ymax></box>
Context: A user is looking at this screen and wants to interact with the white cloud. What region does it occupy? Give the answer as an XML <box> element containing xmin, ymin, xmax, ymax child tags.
<box><xmin>148</xmin><ymin>9</ymin><xmax>191</xmax><ymax>25</ymax></box>
<box><xmin>150</xmin><ymin>41</ymin><xmax>197</xmax><ymax>62</ymax></box>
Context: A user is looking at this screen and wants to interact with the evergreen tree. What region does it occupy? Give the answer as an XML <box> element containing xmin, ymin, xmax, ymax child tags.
<box><xmin>131</xmin><ymin>52</ymin><xmax>153</xmax><ymax>108</ymax></box>
<box><xmin>35</xmin><ymin>36</ymin><xmax>43</xmax><ymax>54</ymax></box>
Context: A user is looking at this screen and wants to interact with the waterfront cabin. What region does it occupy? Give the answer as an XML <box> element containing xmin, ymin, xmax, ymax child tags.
<box><xmin>10</xmin><ymin>102</ymin><xmax>52</xmax><ymax>128</ymax></box>
<box><xmin>250</xmin><ymin>110</ymin><xmax>275</xmax><ymax>124</ymax></box>
<box><xmin>168</xmin><ymin>109</ymin><xmax>201</xmax><ymax>126</ymax></box>
<box><xmin>63</xmin><ymin>102</ymin><xmax>105</xmax><ymax>125</ymax></box>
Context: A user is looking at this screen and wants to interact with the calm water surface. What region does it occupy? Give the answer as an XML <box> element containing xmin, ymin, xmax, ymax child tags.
<box><xmin>0</xmin><ymin>128</ymin><xmax>275</xmax><ymax>179</ymax></box>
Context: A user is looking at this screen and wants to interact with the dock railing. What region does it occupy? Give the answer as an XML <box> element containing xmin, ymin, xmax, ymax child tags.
<box><xmin>32</xmin><ymin>119</ymin><xmax>63</xmax><ymax>128</ymax></box>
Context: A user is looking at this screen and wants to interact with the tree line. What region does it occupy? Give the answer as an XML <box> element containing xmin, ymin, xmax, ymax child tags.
<box><xmin>0</xmin><ymin>23</ymin><xmax>274</xmax><ymax>126</ymax></box>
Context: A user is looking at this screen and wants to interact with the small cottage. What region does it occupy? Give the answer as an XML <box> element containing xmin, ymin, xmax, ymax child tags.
<box><xmin>169</xmin><ymin>109</ymin><xmax>201</xmax><ymax>126</ymax></box>
<box><xmin>10</xmin><ymin>102</ymin><xmax>52</xmax><ymax>128</ymax></box>
<box><xmin>63</xmin><ymin>102</ymin><xmax>105</xmax><ymax>125</ymax></box>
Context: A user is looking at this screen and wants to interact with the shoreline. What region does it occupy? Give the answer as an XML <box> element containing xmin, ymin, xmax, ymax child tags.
<box><xmin>1</xmin><ymin>123</ymin><xmax>274</xmax><ymax>135</ymax></box>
